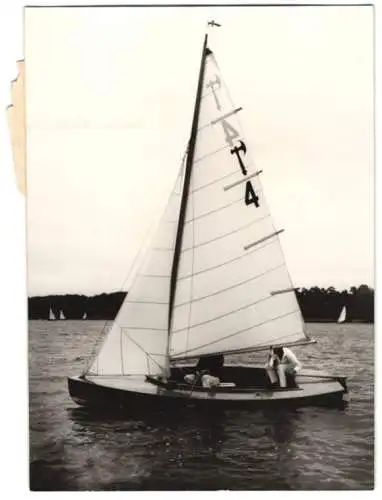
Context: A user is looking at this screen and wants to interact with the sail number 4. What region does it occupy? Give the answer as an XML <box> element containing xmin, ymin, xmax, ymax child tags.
<box><xmin>245</xmin><ymin>180</ymin><xmax>260</xmax><ymax>208</ymax></box>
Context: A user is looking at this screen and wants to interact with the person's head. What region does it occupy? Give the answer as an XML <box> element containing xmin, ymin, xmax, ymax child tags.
<box><xmin>273</xmin><ymin>347</ymin><xmax>284</xmax><ymax>359</ymax></box>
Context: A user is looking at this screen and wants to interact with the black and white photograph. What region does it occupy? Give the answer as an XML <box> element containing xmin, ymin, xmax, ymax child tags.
<box><xmin>1</xmin><ymin>1</ymin><xmax>375</xmax><ymax>492</ymax></box>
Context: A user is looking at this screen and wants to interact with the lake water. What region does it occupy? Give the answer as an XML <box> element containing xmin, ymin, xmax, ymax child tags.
<box><xmin>29</xmin><ymin>321</ymin><xmax>374</xmax><ymax>490</ymax></box>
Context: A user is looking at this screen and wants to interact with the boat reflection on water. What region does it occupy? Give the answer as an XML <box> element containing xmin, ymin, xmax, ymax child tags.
<box><xmin>64</xmin><ymin>403</ymin><xmax>346</xmax><ymax>490</ymax></box>
<box><xmin>66</xmin><ymin>405</ymin><xmax>228</xmax><ymax>490</ymax></box>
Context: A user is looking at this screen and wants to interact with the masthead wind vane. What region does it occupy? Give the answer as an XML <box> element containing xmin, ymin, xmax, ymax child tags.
<box><xmin>208</xmin><ymin>20</ymin><xmax>221</xmax><ymax>28</ymax></box>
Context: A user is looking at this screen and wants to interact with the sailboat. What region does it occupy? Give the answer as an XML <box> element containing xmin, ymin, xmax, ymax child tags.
<box><xmin>49</xmin><ymin>308</ymin><xmax>55</xmax><ymax>321</ymax></box>
<box><xmin>59</xmin><ymin>309</ymin><xmax>65</xmax><ymax>320</ymax></box>
<box><xmin>83</xmin><ymin>312</ymin><xmax>87</xmax><ymax>320</ymax></box>
<box><xmin>68</xmin><ymin>27</ymin><xmax>347</xmax><ymax>409</ymax></box>
<box><xmin>337</xmin><ymin>306</ymin><xmax>347</xmax><ymax>324</ymax></box>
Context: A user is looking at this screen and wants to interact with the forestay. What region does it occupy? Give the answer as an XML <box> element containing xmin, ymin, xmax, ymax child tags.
<box><xmin>87</xmin><ymin>171</ymin><xmax>184</xmax><ymax>376</ymax></box>
<box><xmin>169</xmin><ymin>49</ymin><xmax>308</xmax><ymax>360</ymax></box>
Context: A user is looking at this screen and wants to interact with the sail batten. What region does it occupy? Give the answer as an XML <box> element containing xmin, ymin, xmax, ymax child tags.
<box><xmin>271</xmin><ymin>287</ymin><xmax>298</xmax><ymax>296</ymax></box>
<box><xmin>224</xmin><ymin>170</ymin><xmax>263</xmax><ymax>191</ymax></box>
<box><xmin>211</xmin><ymin>107</ymin><xmax>243</xmax><ymax>124</ymax></box>
<box><xmin>244</xmin><ymin>229</ymin><xmax>285</xmax><ymax>251</ymax></box>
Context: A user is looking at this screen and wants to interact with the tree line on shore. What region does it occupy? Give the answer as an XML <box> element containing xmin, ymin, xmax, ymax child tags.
<box><xmin>28</xmin><ymin>284</ymin><xmax>374</xmax><ymax>323</ymax></box>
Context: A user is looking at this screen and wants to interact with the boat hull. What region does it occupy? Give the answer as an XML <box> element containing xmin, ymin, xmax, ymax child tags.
<box><xmin>68</xmin><ymin>365</ymin><xmax>347</xmax><ymax>410</ymax></box>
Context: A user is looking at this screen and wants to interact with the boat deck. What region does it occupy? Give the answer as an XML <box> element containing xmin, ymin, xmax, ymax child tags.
<box><xmin>69</xmin><ymin>366</ymin><xmax>347</xmax><ymax>409</ymax></box>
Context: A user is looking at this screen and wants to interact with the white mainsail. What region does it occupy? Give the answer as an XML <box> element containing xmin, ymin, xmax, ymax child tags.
<box><xmin>87</xmin><ymin>172</ymin><xmax>183</xmax><ymax>376</ymax></box>
<box><xmin>59</xmin><ymin>310</ymin><xmax>65</xmax><ymax>320</ymax></box>
<box><xmin>337</xmin><ymin>306</ymin><xmax>346</xmax><ymax>323</ymax></box>
<box><xmin>86</xmin><ymin>34</ymin><xmax>310</xmax><ymax>377</ymax></box>
<box><xmin>168</xmin><ymin>48</ymin><xmax>308</xmax><ymax>360</ymax></box>
<box><xmin>49</xmin><ymin>308</ymin><xmax>55</xmax><ymax>321</ymax></box>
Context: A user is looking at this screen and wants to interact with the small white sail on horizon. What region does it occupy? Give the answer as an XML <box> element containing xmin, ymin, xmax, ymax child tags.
<box><xmin>337</xmin><ymin>306</ymin><xmax>346</xmax><ymax>324</ymax></box>
<box><xmin>49</xmin><ymin>308</ymin><xmax>55</xmax><ymax>321</ymax></box>
<box><xmin>86</xmin><ymin>37</ymin><xmax>311</xmax><ymax>379</ymax></box>
<box><xmin>59</xmin><ymin>310</ymin><xmax>65</xmax><ymax>320</ymax></box>
<box><xmin>83</xmin><ymin>312</ymin><xmax>87</xmax><ymax>320</ymax></box>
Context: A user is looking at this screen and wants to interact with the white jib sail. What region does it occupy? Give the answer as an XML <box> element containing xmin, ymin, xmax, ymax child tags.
<box><xmin>337</xmin><ymin>306</ymin><xmax>346</xmax><ymax>323</ymax></box>
<box><xmin>169</xmin><ymin>50</ymin><xmax>308</xmax><ymax>360</ymax></box>
<box><xmin>88</xmin><ymin>171</ymin><xmax>183</xmax><ymax>376</ymax></box>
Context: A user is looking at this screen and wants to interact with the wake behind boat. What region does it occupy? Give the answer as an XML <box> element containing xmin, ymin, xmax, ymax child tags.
<box><xmin>68</xmin><ymin>24</ymin><xmax>347</xmax><ymax>409</ymax></box>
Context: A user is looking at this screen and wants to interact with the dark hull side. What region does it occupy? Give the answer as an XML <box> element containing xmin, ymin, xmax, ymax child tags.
<box><xmin>68</xmin><ymin>376</ymin><xmax>346</xmax><ymax>411</ymax></box>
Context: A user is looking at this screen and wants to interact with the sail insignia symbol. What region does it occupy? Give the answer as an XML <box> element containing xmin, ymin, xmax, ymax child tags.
<box><xmin>205</xmin><ymin>62</ymin><xmax>259</xmax><ymax>208</ymax></box>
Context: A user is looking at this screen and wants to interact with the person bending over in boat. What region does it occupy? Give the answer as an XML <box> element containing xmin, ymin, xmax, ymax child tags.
<box><xmin>265</xmin><ymin>346</ymin><xmax>302</xmax><ymax>388</ymax></box>
<box><xmin>184</xmin><ymin>354</ymin><xmax>224</xmax><ymax>388</ymax></box>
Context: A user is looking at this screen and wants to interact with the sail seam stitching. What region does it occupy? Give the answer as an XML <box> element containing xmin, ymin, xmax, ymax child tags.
<box><xmin>194</xmin><ymin>144</ymin><xmax>230</xmax><ymax>164</ymax></box>
<box><xmin>172</xmin><ymin>292</ymin><xmax>274</xmax><ymax>334</ymax></box>
<box><xmin>153</xmin><ymin>213</ymin><xmax>271</xmax><ymax>252</ymax></box>
<box><xmin>141</xmin><ymin>237</ymin><xmax>279</xmax><ymax>280</ymax></box>
<box><xmin>183</xmin><ymin>213</ymin><xmax>271</xmax><ymax>251</ymax></box>
<box><xmin>121</xmin><ymin>329</ymin><xmax>165</xmax><ymax>372</ymax></box>
<box><xmin>192</xmin><ymin>170</ymin><xmax>237</xmax><ymax>193</ymax></box>
<box><xmin>168</xmin><ymin>186</ymin><xmax>263</xmax><ymax>224</ymax></box>
<box><xmin>171</xmin><ymin>309</ymin><xmax>301</xmax><ymax>358</ymax></box>
<box><xmin>173</xmin><ymin>263</ymin><xmax>285</xmax><ymax>309</ymax></box>
<box><xmin>178</xmin><ymin>237</ymin><xmax>277</xmax><ymax>280</ymax></box>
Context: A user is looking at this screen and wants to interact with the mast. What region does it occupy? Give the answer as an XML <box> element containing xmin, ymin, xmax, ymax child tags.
<box><xmin>164</xmin><ymin>33</ymin><xmax>209</xmax><ymax>374</ymax></box>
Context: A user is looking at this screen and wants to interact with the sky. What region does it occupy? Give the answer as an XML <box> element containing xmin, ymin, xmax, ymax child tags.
<box><xmin>25</xmin><ymin>4</ymin><xmax>374</xmax><ymax>296</ymax></box>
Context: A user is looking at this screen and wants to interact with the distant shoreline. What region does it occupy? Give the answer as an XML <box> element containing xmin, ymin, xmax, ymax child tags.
<box><xmin>28</xmin><ymin>285</ymin><xmax>374</xmax><ymax>323</ymax></box>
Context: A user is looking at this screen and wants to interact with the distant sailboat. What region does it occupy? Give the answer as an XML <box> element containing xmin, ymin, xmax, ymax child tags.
<box><xmin>337</xmin><ymin>306</ymin><xmax>347</xmax><ymax>324</ymax></box>
<box><xmin>83</xmin><ymin>312</ymin><xmax>87</xmax><ymax>320</ymax></box>
<box><xmin>49</xmin><ymin>308</ymin><xmax>55</xmax><ymax>321</ymax></box>
<box><xmin>59</xmin><ymin>310</ymin><xmax>65</xmax><ymax>320</ymax></box>
<box><xmin>68</xmin><ymin>24</ymin><xmax>347</xmax><ymax>409</ymax></box>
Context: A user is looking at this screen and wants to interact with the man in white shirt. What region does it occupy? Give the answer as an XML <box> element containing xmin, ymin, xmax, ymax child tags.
<box><xmin>265</xmin><ymin>346</ymin><xmax>302</xmax><ymax>388</ymax></box>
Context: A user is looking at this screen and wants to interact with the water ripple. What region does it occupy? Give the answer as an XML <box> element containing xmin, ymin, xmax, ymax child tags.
<box><xmin>29</xmin><ymin>321</ymin><xmax>374</xmax><ymax>490</ymax></box>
